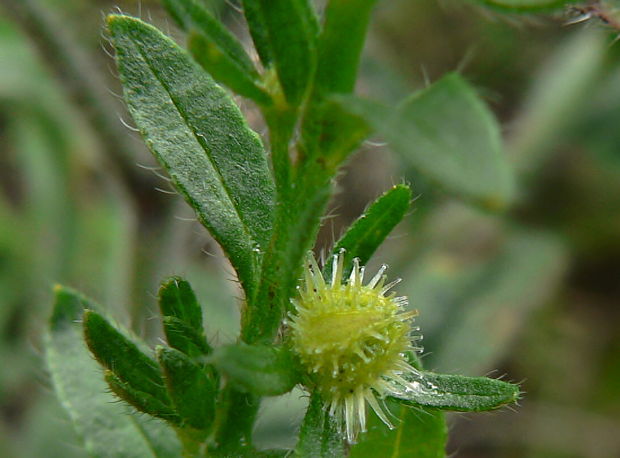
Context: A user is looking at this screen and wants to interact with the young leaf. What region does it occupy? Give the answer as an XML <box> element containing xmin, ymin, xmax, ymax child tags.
<box><xmin>162</xmin><ymin>316</ymin><xmax>212</xmax><ymax>357</ymax></box>
<box><xmin>188</xmin><ymin>32</ymin><xmax>271</xmax><ymax>105</ymax></box>
<box><xmin>315</xmin><ymin>0</ymin><xmax>378</xmax><ymax>95</ymax></box>
<box><xmin>391</xmin><ymin>371</ymin><xmax>521</xmax><ymax>411</ymax></box>
<box><xmin>107</xmin><ymin>15</ymin><xmax>275</xmax><ymax>299</ymax></box>
<box><xmin>46</xmin><ymin>286</ymin><xmax>181</xmax><ymax>457</ymax></box>
<box><xmin>83</xmin><ymin>309</ymin><xmax>169</xmax><ymax>401</ymax></box>
<box><xmin>350</xmin><ymin>401</ymin><xmax>446</xmax><ymax>458</ymax></box>
<box><xmin>240</xmin><ymin>0</ymin><xmax>273</xmax><ymax>66</ymax></box>
<box><xmin>157</xmin><ymin>346</ymin><xmax>217</xmax><ymax>431</ymax></box>
<box><xmin>242</xmin><ymin>0</ymin><xmax>317</xmax><ymax>105</ymax></box>
<box><xmin>295</xmin><ymin>392</ymin><xmax>345</xmax><ymax>458</ymax></box>
<box><xmin>162</xmin><ymin>0</ymin><xmax>256</xmax><ymax>76</ymax></box>
<box><xmin>160</xmin><ymin>0</ymin><xmax>271</xmax><ymax>104</ymax></box>
<box><xmin>324</xmin><ymin>184</ymin><xmax>412</xmax><ymax>280</ymax></box>
<box><xmin>340</xmin><ymin>73</ymin><xmax>515</xmax><ymax>209</ymax></box>
<box><xmin>158</xmin><ymin>276</ymin><xmax>211</xmax><ymax>357</ymax></box>
<box><xmin>104</xmin><ymin>370</ymin><xmax>181</xmax><ymax>423</ymax></box>
<box><xmin>207</xmin><ymin>344</ymin><xmax>301</xmax><ymax>396</ymax></box>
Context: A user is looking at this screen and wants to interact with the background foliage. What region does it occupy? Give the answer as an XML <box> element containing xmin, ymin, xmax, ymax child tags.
<box><xmin>1</xmin><ymin>0</ymin><xmax>620</xmax><ymax>456</ymax></box>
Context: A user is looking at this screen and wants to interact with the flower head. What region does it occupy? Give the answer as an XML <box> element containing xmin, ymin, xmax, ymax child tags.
<box><xmin>289</xmin><ymin>250</ymin><xmax>422</xmax><ymax>443</ymax></box>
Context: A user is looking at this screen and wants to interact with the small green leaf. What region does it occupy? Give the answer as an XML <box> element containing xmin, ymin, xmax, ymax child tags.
<box><xmin>162</xmin><ymin>316</ymin><xmax>212</xmax><ymax>357</ymax></box>
<box><xmin>324</xmin><ymin>184</ymin><xmax>412</xmax><ymax>280</ymax></box>
<box><xmin>244</xmin><ymin>0</ymin><xmax>317</xmax><ymax>105</ymax></box>
<box><xmin>392</xmin><ymin>371</ymin><xmax>521</xmax><ymax>411</ymax></box>
<box><xmin>161</xmin><ymin>0</ymin><xmax>271</xmax><ymax>104</ymax></box>
<box><xmin>162</xmin><ymin>0</ymin><xmax>256</xmax><ymax>76</ymax></box>
<box><xmin>158</xmin><ymin>276</ymin><xmax>211</xmax><ymax>357</ymax></box>
<box><xmin>107</xmin><ymin>15</ymin><xmax>275</xmax><ymax>299</ymax></box>
<box><xmin>350</xmin><ymin>401</ymin><xmax>446</xmax><ymax>458</ymax></box>
<box><xmin>341</xmin><ymin>73</ymin><xmax>515</xmax><ymax>209</ymax></box>
<box><xmin>83</xmin><ymin>309</ymin><xmax>168</xmax><ymax>401</ymax></box>
<box><xmin>46</xmin><ymin>286</ymin><xmax>181</xmax><ymax>457</ymax></box>
<box><xmin>188</xmin><ymin>32</ymin><xmax>271</xmax><ymax>105</ymax></box>
<box><xmin>208</xmin><ymin>344</ymin><xmax>301</xmax><ymax>396</ymax></box>
<box><xmin>104</xmin><ymin>370</ymin><xmax>180</xmax><ymax>423</ymax></box>
<box><xmin>295</xmin><ymin>392</ymin><xmax>344</xmax><ymax>458</ymax></box>
<box><xmin>157</xmin><ymin>346</ymin><xmax>217</xmax><ymax>431</ymax></box>
<box><xmin>315</xmin><ymin>0</ymin><xmax>378</xmax><ymax>94</ymax></box>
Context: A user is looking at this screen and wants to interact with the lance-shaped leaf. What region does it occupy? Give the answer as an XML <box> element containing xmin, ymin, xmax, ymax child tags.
<box><xmin>323</xmin><ymin>184</ymin><xmax>411</xmax><ymax>280</ymax></box>
<box><xmin>45</xmin><ymin>286</ymin><xmax>181</xmax><ymax>457</ymax></box>
<box><xmin>208</xmin><ymin>344</ymin><xmax>301</xmax><ymax>396</ymax></box>
<box><xmin>391</xmin><ymin>371</ymin><xmax>521</xmax><ymax>411</ymax></box>
<box><xmin>242</xmin><ymin>0</ymin><xmax>317</xmax><ymax>105</ymax></box>
<box><xmin>83</xmin><ymin>309</ymin><xmax>169</xmax><ymax>402</ymax></box>
<box><xmin>161</xmin><ymin>0</ymin><xmax>271</xmax><ymax>104</ymax></box>
<box><xmin>350</xmin><ymin>401</ymin><xmax>446</xmax><ymax>458</ymax></box>
<box><xmin>315</xmin><ymin>0</ymin><xmax>378</xmax><ymax>95</ymax></box>
<box><xmin>157</xmin><ymin>346</ymin><xmax>217</xmax><ymax>431</ymax></box>
<box><xmin>158</xmin><ymin>276</ymin><xmax>211</xmax><ymax>357</ymax></box>
<box><xmin>340</xmin><ymin>73</ymin><xmax>515</xmax><ymax>209</ymax></box>
<box><xmin>188</xmin><ymin>32</ymin><xmax>271</xmax><ymax>105</ymax></box>
<box><xmin>295</xmin><ymin>392</ymin><xmax>345</xmax><ymax>458</ymax></box>
<box><xmin>105</xmin><ymin>370</ymin><xmax>180</xmax><ymax>424</ymax></box>
<box><xmin>107</xmin><ymin>15</ymin><xmax>275</xmax><ymax>299</ymax></box>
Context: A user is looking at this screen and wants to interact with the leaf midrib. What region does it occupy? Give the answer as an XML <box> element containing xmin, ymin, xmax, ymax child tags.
<box><xmin>131</xmin><ymin>31</ymin><xmax>259</xmax><ymax>254</ymax></box>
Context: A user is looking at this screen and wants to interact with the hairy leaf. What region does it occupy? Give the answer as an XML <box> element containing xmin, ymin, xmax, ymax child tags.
<box><xmin>107</xmin><ymin>15</ymin><xmax>275</xmax><ymax>299</ymax></box>
<box><xmin>392</xmin><ymin>371</ymin><xmax>521</xmax><ymax>411</ymax></box>
<box><xmin>158</xmin><ymin>276</ymin><xmax>211</xmax><ymax>357</ymax></box>
<box><xmin>105</xmin><ymin>370</ymin><xmax>180</xmax><ymax>423</ymax></box>
<box><xmin>324</xmin><ymin>184</ymin><xmax>411</xmax><ymax>280</ymax></box>
<box><xmin>83</xmin><ymin>309</ymin><xmax>168</xmax><ymax>401</ymax></box>
<box><xmin>45</xmin><ymin>286</ymin><xmax>180</xmax><ymax>457</ymax></box>
<box><xmin>157</xmin><ymin>346</ymin><xmax>217</xmax><ymax>431</ymax></box>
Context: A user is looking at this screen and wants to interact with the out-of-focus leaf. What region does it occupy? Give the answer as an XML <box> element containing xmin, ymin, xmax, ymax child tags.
<box><xmin>340</xmin><ymin>73</ymin><xmax>515</xmax><ymax>209</ymax></box>
<box><xmin>208</xmin><ymin>344</ymin><xmax>301</xmax><ymax>396</ymax></box>
<box><xmin>431</xmin><ymin>230</ymin><xmax>567</xmax><ymax>374</ymax></box>
<box><xmin>403</xmin><ymin>204</ymin><xmax>567</xmax><ymax>375</ymax></box>
<box><xmin>295</xmin><ymin>392</ymin><xmax>344</xmax><ymax>458</ymax></box>
<box><xmin>474</xmin><ymin>0</ymin><xmax>579</xmax><ymax>12</ymax></box>
<box><xmin>158</xmin><ymin>276</ymin><xmax>211</xmax><ymax>357</ymax></box>
<box><xmin>392</xmin><ymin>371</ymin><xmax>520</xmax><ymax>411</ymax></box>
<box><xmin>107</xmin><ymin>15</ymin><xmax>275</xmax><ymax>299</ymax></box>
<box><xmin>350</xmin><ymin>401</ymin><xmax>446</xmax><ymax>458</ymax></box>
<box><xmin>509</xmin><ymin>29</ymin><xmax>606</xmax><ymax>174</ymax></box>
<box><xmin>324</xmin><ymin>184</ymin><xmax>411</xmax><ymax>280</ymax></box>
<box><xmin>45</xmin><ymin>286</ymin><xmax>181</xmax><ymax>457</ymax></box>
<box><xmin>157</xmin><ymin>346</ymin><xmax>216</xmax><ymax>431</ymax></box>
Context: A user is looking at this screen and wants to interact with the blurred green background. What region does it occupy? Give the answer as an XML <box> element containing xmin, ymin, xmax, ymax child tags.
<box><xmin>1</xmin><ymin>0</ymin><xmax>619</xmax><ymax>456</ymax></box>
